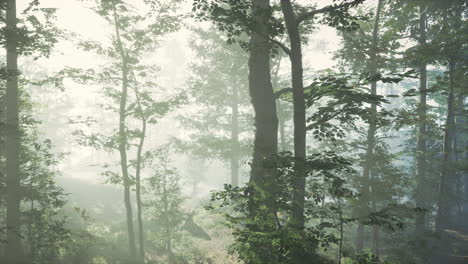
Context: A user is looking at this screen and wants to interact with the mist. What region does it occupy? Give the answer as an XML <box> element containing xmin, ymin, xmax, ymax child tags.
<box><xmin>1</xmin><ymin>0</ymin><xmax>467</xmax><ymax>263</ymax></box>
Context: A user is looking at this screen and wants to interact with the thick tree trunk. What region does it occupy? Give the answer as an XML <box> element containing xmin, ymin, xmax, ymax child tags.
<box><xmin>435</xmin><ymin>60</ymin><xmax>457</xmax><ymax>231</ymax></box>
<box><xmin>248</xmin><ymin>0</ymin><xmax>278</xmax><ymax>188</ymax></box>
<box><xmin>230</xmin><ymin>86</ymin><xmax>239</xmax><ymax>187</ymax></box>
<box><xmin>113</xmin><ymin>5</ymin><xmax>137</xmax><ymax>259</ymax></box>
<box><xmin>5</xmin><ymin>0</ymin><xmax>23</xmax><ymax>262</ymax></box>
<box><xmin>356</xmin><ymin>0</ymin><xmax>383</xmax><ymax>253</ymax></box>
<box><xmin>415</xmin><ymin>3</ymin><xmax>428</xmax><ymax>236</ymax></box>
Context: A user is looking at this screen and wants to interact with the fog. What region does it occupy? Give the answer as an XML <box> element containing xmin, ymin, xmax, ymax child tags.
<box><xmin>1</xmin><ymin>0</ymin><xmax>467</xmax><ymax>263</ymax></box>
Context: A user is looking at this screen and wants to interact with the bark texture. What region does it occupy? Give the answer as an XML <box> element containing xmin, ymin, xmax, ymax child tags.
<box><xmin>5</xmin><ymin>0</ymin><xmax>23</xmax><ymax>262</ymax></box>
<box><xmin>248</xmin><ymin>0</ymin><xmax>278</xmax><ymax>188</ymax></box>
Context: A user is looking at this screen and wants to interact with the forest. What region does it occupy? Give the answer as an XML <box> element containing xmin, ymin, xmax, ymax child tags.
<box><xmin>0</xmin><ymin>0</ymin><xmax>467</xmax><ymax>263</ymax></box>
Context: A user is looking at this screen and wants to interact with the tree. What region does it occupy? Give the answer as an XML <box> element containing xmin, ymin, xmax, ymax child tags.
<box><xmin>414</xmin><ymin>0</ymin><xmax>429</xmax><ymax>237</ymax></box>
<box><xmin>4</xmin><ymin>1</ymin><xmax>22</xmax><ymax>261</ymax></box>
<box><xmin>2</xmin><ymin>1</ymin><xmax>60</xmax><ymax>262</ymax></box>
<box><xmin>432</xmin><ymin>0</ymin><xmax>467</xmax><ymax>232</ymax></box>
<box><xmin>68</xmin><ymin>0</ymin><xmax>182</xmax><ymax>260</ymax></box>
<box><xmin>176</xmin><ymin>27</ymin><xmax>253</xmax><ymax>187</ymax></box>
<box><xmin>356</xmin><ymin>0</ymin><xmax>384</xmax><ymax>253</ymax></box>
<box><xmin>276</xmin><ymin>1</ymin><xmax>365</xmax><ymax>261</ymax></box>
<box><xmin>144</xmin><ymin>152</ymin><xmax>185</xmax><ymax>259</ymax></box>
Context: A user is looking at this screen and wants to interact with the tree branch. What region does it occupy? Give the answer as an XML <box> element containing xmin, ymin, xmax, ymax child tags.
<box><xmin>253</xmin><ymin>29</ymin><xmax>291</xmax><ymax>55</ymax></box>
<box><xmin>296</xmin><ymin>0</ymin><xmax>366</xmax><ymax>25</ymax></box>
<box><xmin>275</xmin><ymin>82</ymin><xmax>316</xmax><ymax>99</ymax></box>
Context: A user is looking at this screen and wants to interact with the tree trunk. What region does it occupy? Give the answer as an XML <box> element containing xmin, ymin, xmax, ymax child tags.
<box><xmin>280</xmin><ymin>1</ymin><xmax>307</xmax><ymax>262</ymax></box>
<box><xmin>456</xmin><ymin>94</ymin><xmax>468</xmax><ymax>229</ymax></box>
<box><xmin>356</xmin><ymin>0</ymin><xmax>383</xmax><ymax>253</ymax></box>
<box><xmin>278</xmin><ymin>102</ymin><xmax>287</xmax><ymax>152</ymax></box>
<box><xmin>435</xmin><ymin>60</ymin><xmax>457</xmax><ymax>231</ymax></box>
<box><xmin>281</xmin><ymin>0</ymin><xmax>306</xmax><ymax>230</ymax></box>
<box><xmin>133</xmin><ymin>73</ymin><xmax>146</xmax><ymax>261</ymax></box>
<box><xmin>5</xmin><ymin>0</ymin><xmax>23</xmax><ymax>262</ymax></box>
<box><xmin>271</xmin><ymin>56</ymin><xmax>287</xmax><ymax>152</ymax></box>
<box><xmin>113</xmin><ymin>5</ymin><xmax>137</xmax><ymax>259</ymax></box>
<box><xmin>372</xmin><ymin>200</ymin><xmax>380</xmax><ymax>257</ymax></box>
<box><xmin>231</xmin><ymin>86</ymin><xmax>239</xmax><ymax>187</ymax></box>
<box><xmin>415</xmin><ymin>3</ymin><xmax>428</xmax><ymax>237</ymax></box>
<box><xmin>248</xmin><ymin>0</ymin><xmax>278</xmax><ymax>188</ymax></box>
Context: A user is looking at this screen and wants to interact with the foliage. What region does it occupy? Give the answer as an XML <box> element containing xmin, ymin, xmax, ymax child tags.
<box><xmin>174</xmin><ymin>26</ymin><xmax>252</xmax><ymax>161</ymax></box>
<box><xmin>144</xmin><ymin>151</ymin><xmax>185</xmax><ymax>253</ymax></box>
<box><xmin>345</xmin><ymin>250</ymin><xmax>395</xmax><ymax>264</ymax></box>
<box><xmin>0</xmin><ymin>2</ymin><xmax>62</xmax><ymax>59</ymax></box>
<box><xmin>0</xmin><ymin>87</ymin><xmax>71</xmax><ymax>263</ymax></box>
<box><xmin>206</xmin><ymin>152</ymin><xmax>357</xmax><ymax>263</ymax></box>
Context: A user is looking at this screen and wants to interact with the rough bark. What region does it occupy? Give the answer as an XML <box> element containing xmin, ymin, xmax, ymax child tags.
<box><xmin>113</xmin><ymin>5</ymin><xmax>137</xmax><ymax>258</ymax></box>
<box><xmin>415</xmin><ymin>3</ymin><xmax>428</xmax><ymax>236</ymax></box>
<box><xmin>248</xmin><ymin>0</ymin><xmax>278</xmax><ymax>188</ymax></box>
<box><xmin>230</xmin><ymin>86</ymin><xmax>239</xmax><ymax>187</ymax></box>
<box><xmin>5</xmin><ymin>0</ymin><xmax>23</xmax><ymax>262</ymax></box>
<box><xmin>356</xmin><ymin>0</ymin><xmax>383</xmax><ymax>253</ymax></box>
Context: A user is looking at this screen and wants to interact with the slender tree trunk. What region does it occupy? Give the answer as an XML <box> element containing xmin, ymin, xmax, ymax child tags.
<box><xmin>372</xmin><ymin>226</ymin><xmax>380</xmax><ymax>256</ymax></box>
<box><xmin>280</xmin><ymin>1</ymin><xmax>307</xmax><ymax>262</ymax></box>
<box><xmin>231</xmin><ymin>86</ymin><xmax>239</xmax><ymax>187</ymax></box>
<box><xmin>113</xmin><ymin>5</ymin><xmax>136</xmax><ymax>259</ymax></box>
<box><xmin>5</xmin><ymin>0</ymin><xmax>23</xmax><ymax>262</ymax></box>
<box><xmin>435</xmin><ymin>60</ymin><xmax>457</xmax><ymax>231</ymax></box>
<box><xmin>248</xmin><ymin>0</ymin><xmax>278</xmax><ymax>188</ymax></box>
<box><xmin>338</xmin><ymin>198</ymin><xmax>344</xmax><ymax>264</ymax></box>
<box><xmin>457</xmin><ymin>94</ymin><xmax>468</xmax><ymax>228</ymax></box>
<box><xmin>132</xmin><ymin>73</ymin><xmax>146</xmax><ymax>261</ymax></box>
<box><xmin>372</xmin><ymin>200</ymin><xmax>380</xmax><ymax>257</ymax></box>
<box><xmin>415</xmin><ymin>3</ymin><xmax>428</xmax><ymax>237</ymax></box>
<box><xmin>278</xmin><ymin>102</ymin><xmax>287</xmax><ymax>151</ymax></box>
<box><xmin>281</xmin><ymin>0</ymin><xmax>306</xmax><ymax>231</ymax></box>
<box><xmin>454</xmin><ymin>91</ymin><xmax>466</xmax><ymax>230</ymax></box>
<box><xmin>272</xmin><ymin>57</ymin><xmax>287</xmax><ymax>152</ymax></box>
<box><xmin>356</xmin><ymin>0</ymin><xmax>383</xmax><ymax>253</ymax></box>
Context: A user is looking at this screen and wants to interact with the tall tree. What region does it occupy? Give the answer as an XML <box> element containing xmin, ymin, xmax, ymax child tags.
<box><xmin>176</xmin><ymin>27</ymin><xmax>252</xmax><ymax>187</ymax></box>
<box><xmin>110</xmin><ymin>2</ymin><xmax>137</xmax><ymax>258</ymax></box>
<box><xmin>356</xmin><ymin>0</ymin><xmax>383</xmax><ymax>252</ymax></box>
<box><xmin>276</xmin><ymin>1</ymin><xmax>365</xmax><ymax>260</ymax></box>
<box><xmin>248</xmin><ymin>0</ymin><xmax>279</xmax><ymax>190</ymax></box>
<box><xmin>432</xmin><ymin>0</ymin><xmax>467</xmax><ymax>232</ymax></box>
<box><xmin>280</xmin><ymin>1</ymin><xmax>306</xmax><ymax>235</ymax></box>
<box><xmin>5</xmin><ymin>0</ymin><xmax>22</xmax><ymax>262</ymax></box>
<box><xmin>414</xmin><ymin>0</ymin><xmax>428</xmax><ymax>237</ymax></box>
<box><xmin>68</xmin><ymin>0</ymin><xmax>181</xmax><ymax>260</ymax></box>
